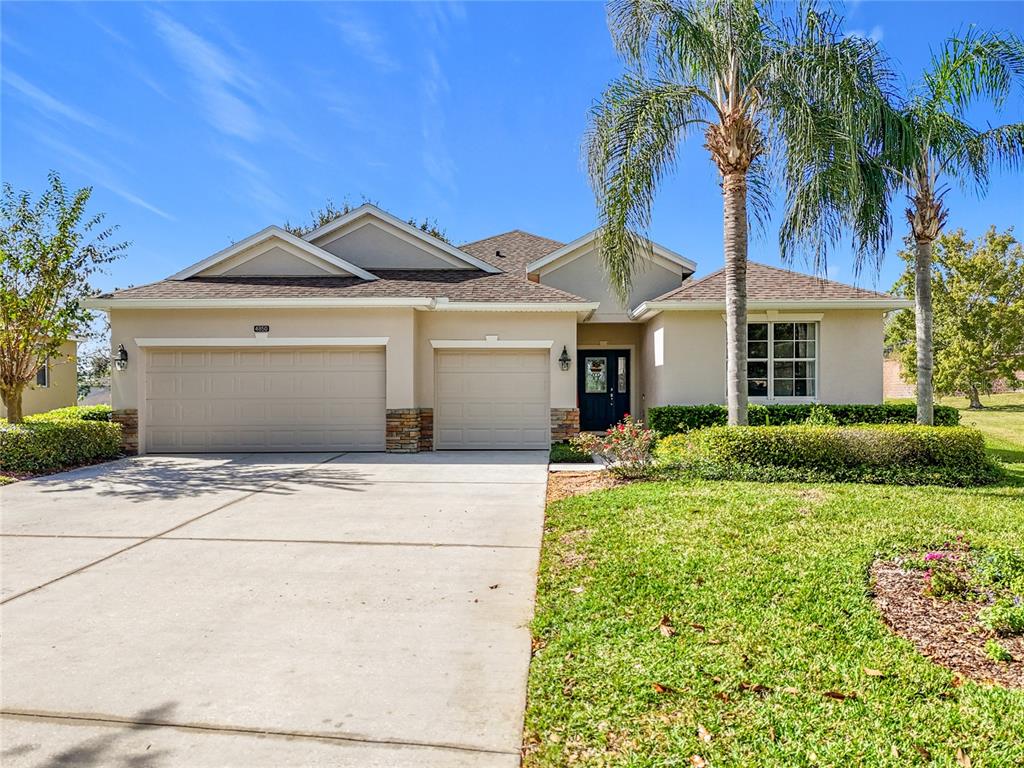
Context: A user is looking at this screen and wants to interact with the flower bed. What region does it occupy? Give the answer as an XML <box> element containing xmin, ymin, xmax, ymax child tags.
<box><xmin>872</xmin><ymin>543</ymin><xmax>1023</xmax><ymax>688</ymax></box>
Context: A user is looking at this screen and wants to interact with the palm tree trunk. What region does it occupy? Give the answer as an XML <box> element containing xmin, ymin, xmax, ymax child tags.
<box><xmin>914</xmin><ymin>239</ymin><xmax>934</xmax><ymax>425</ymax></box>
<box><xmin>723</xmin><ymin>171</ymin><xmax>748</xmax><ymax>426</ymax></box>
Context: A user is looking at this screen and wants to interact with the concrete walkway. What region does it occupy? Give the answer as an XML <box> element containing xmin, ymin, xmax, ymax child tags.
<box><xmin>0</xmin><ymin>451</ymin><xmax>548</xmax><ymax>767</ymax></box>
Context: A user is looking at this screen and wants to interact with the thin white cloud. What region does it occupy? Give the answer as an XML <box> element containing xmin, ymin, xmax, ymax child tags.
<box><xmin>220</xmin><ymin>148</ymin><xmax>289</xmax><ymax>215</ymax></box>
<box><xmin>149</xmin><ymin>10</ymin><xmax>264</xmax><ymax>141</ymax></box>
<box><xmin>34</xmin><ymin>132</ymin><xmax>176</xmax><ymax>221</ymax></box>
<box><xmin>331</xmin><ymin>7</ymin><xmax>400</xmax><ymax>73</ymax></box>
<box><xmin>845</xmin><ymin>25</ymin><xmax>884</xmax><ymax>43</ymax></box>
<box><xmin>3</xmin><ymin>71</ymin><xmax>114</xmax><ymax>134</ymax></box>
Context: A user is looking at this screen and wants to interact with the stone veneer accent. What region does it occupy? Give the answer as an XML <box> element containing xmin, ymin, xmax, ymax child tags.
<box><xmin>112</xmin><ymin>408</ymin><xmax>139</xmax><ymax>454</ymax></box>
<box><xmin>386</xmin><ymin>408</ymin><xmax>423</xmax><ymax>453</ymax></box>
<box><xmin>418</xmin><ymin>408</ymin><xmax>433</xmax><ymax>452</ymax></box>
<box><xmin>550</xmin><ymin>408</ymin><xmax>580</xmax><ymax>443</ymax></box>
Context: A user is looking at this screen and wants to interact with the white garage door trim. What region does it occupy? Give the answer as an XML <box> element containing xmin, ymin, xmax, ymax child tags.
<box><xmin>434</xmin><ymin>349</ymin><xmax>550</xmax><ymax>450</ymax></box>
<box><xmin>136</xmin><ymin>337</ymin><xmax>389</xmax><ymax>347</ymax></box>
<box><xmin>143</xmin><ymin>345</ymin><xmax>386</xmax><ymax>453</ymax></box>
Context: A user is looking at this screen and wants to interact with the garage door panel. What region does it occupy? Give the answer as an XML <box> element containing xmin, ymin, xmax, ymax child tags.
<box><xmin>435</xmin><ymin>350</ymin><xmax>550</xmax><ymax>450</ymax></box>
<box><xmin>145</xmin><ymin>347</ymin><xmax>385</xmax><ymax>452</ymax></box>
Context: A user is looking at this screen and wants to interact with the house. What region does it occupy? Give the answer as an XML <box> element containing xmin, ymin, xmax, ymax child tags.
<box><xmin>84</xmin><ymin>204</ymin><xmax>910</xmax><ymax>454</ymax></box>
<box><xmin>0</xmin><ymin>340</ymin><xmax>78</xmax><ymax>419</ymax></box>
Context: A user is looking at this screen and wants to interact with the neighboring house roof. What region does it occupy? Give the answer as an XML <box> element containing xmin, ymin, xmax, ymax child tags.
<box><xmin>631</xmin><ymin>261</ymin><xmax>911</xmax><ymax>318</ymax></box>
<box><xmin>459</xmin><ymin>230</ymin><xmax>565</xmax><ymax>274</ymax></box>
<box><xmin>91</xmin><ymin>270</ymin><xmax>589</xmax><ymax>304</ymax></box>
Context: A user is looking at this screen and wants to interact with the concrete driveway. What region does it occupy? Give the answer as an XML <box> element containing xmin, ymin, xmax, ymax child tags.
<box><xmin>0</xmin><ymin>451</ymin><xmax>548</xmax><ymax>767</ymax></box>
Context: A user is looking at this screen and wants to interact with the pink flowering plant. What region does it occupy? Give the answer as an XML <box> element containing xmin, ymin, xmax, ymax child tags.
<box><xmin>572</xmin><ymin>415</ymin><xmax>657</xmax><ymax>479</ymax></box>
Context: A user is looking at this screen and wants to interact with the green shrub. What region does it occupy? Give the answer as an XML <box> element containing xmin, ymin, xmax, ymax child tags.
<box><xmin>25</xmin><ymin>404</ymin><xmax>112</xmax><ymax>422</ymax></box>
<box><xmin>647</xmin><ymin>403</ymin><xmax>960</xmax><ymax>435</ymax></box>
<box><xmin>805</xmin><ymin>403</ymin><xmax>839</xmax><ymax>426</ymax></box>
<box><xmin>0</xmin><ymin>419</ymin><xmax>122</xmax><ymax>473</ymax></box>
<box><xmin>550</xmin><ymin>441</ymin><xmax>593</xmax><ymax>463</ymax></box>
<box><xmin>984</xmin><ymin>639</ymin><xmax>1013</xmax><ymax>662</ymax></box>
<box><xmin>655</xmin><ymin>425</ymin><xmax>1001</xmax><ymax>487</ymax></box>
<box><xmin>978</xmin><ymin>597</ymin><xmax>1024</xmax><ymax>637</ymax></box>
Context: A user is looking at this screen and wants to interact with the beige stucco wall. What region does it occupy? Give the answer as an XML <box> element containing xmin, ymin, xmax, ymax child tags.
<box><xmin>108</xmin><ymin>309</ymin><xmax>579</xmax><ymax>439</ymax></box>
<box><xmin>415</xmin><ymin>312</ymin><xmax>578</xmax><ymax>409</ymax></box>
<box><xmin>640</xmin><ymin>309</ymin><xmax>885</xmax><ymax>405</ymax></box>
<box><xmin>1</xmin><ymin>340</ymin><xmax>78</xmax><ymax>418</ymax></box>
<box><xmin>539</xmin><ymin>248</ymin><xmax>683</xmax><ymax>322</ymax></box>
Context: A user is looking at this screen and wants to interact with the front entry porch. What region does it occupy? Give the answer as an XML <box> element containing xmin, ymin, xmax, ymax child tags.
<box><xmin>576</xmin><ymin>321</ymin><xmax>644</xmax><ymax>432</ymax></box>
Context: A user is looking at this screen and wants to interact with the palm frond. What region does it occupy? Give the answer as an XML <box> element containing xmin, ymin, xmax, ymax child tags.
<box><xmin>924</xmin><ymin>28</ymin><xmax>1024</xmax><ymax>115</ymax></box>
<box><xmin>585</xmin><ymin>75</ymin><xmax>711</xmax><ymax>302</ymax></box>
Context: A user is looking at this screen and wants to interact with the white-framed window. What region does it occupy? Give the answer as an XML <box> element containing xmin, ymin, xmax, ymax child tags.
<box><xmin>35</xmin><ymin>358</ymin><xmax>49</xmax><ymax>388</ymax></box>
<box><xmin>747</xmin><ymin>322</ymin><xmax>817</xmax><ymax>399</ymax></box>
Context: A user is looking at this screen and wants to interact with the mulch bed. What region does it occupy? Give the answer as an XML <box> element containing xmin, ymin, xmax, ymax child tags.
<box><xmin>871</xmin><ymin>559</ymin><xmax>1023</xmax><ymax>689</ymax></box>
<box><xmin>546</xmin><ymin>471</ymin><xmax>624</xmax><ymax>504</ymax></box>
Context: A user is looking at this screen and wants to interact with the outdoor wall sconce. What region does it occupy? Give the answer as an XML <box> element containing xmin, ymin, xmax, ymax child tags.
<box><xmin>558</xmin><ymin>345</ymin><xmax>572</xmax><ymax>371</ymax></box>
<box><xmin>114</xmin><ymin>344</ymin><xmax>129</xmax><ymax>371</ymax></box>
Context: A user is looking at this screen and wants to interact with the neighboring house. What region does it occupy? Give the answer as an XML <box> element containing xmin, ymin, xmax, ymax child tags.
<box><xmin>0</xmin><ymin>340</ymin><xmax>78</xmax><ymax>418</ymax></box>
<box><xmin>84</xmin><ymin>204</ymin><xmax>909</xmax><ymax>454</ymax></box>
<box><xmin>883</xmin><ymin>354</ymin><xmax>1022</xmax><ymax>400</ymax></box>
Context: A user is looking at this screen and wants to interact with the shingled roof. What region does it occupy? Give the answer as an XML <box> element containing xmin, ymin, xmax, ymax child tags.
<box><xmin>459</xmin><ymin>230</ymin><xmax>564</xmax><ymax>274</ymax></box>
<box><xmin>651</xmin><ymin>261</ymin><xmax>899</xmax><ymax>303</ymax></box>
<box><xmin>98</xmin><ymin>269</ymin><xmax>587</xmax><ymax>303</ymax></box>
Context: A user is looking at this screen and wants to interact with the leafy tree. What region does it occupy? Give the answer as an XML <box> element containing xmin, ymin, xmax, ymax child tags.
<box><xmin>586</xmin><ymin>0</ymin><xmax>902</xmax><ymax>424</ymax></box>
<box><xmin>0</xmin><ymin>172</ymin><xmax>126</xmax><ymax>422</ymax></box>
<box><xmin>885</xmin><ymin>30</ymin><xmax>1024</xmax><ymax>423</ymax></box>
<box><xmin>887</xmin><ymin>227</ymin><xmax>1024</xmax><ymax>409</ymax></box>
<box><xmin>283</xmin><ymin>197</ymin><xmax>451</xmax><ymax>243</ymax></box>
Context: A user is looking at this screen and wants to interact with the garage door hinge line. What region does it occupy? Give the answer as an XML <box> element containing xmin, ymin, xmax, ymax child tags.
<box><xmin>0</xmin><ymin>452</ymin><xmax>350</xmax><ymax>606</ymax></box>
<box><xmin>0</xmin><ymin>711</ymin><xmax>519</xmax><ymax>758</ymax></box>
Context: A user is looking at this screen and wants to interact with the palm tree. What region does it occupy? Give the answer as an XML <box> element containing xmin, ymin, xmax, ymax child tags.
<box><xmin>587</xmin><ymin>0</ymin><xmax>903</xmax><ymax>425</ymax></box>
<box><xmin>892</xmin><ymin>30</ymin><xmax>1024</xmax><ymax>424</ymax></box>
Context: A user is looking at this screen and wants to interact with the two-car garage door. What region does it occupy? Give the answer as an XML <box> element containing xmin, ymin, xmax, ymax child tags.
<box><xmin>145</xmin><ymin>347</ymin><xmax>386</xmax><ymax>453</ymax></box>
<box><xmin>143</xmin><ymin>346</ymin><xmax>551</xmax><ymax>453</ymax></box>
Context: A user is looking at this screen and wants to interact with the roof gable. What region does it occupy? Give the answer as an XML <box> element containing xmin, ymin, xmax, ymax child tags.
<box><xmin>170</xmin><ymin>227</ymin><xmax>378</xmax><ymax>281</ymax></box>
<box><xmin>526</xmin><ymin>230</ymin><xmax>697</xmax><ymax>277</ymax></box>
<box><xmin>303</xmin><ymin>204</ymin><xmax>500</xmax><ymax>273</ymax></box>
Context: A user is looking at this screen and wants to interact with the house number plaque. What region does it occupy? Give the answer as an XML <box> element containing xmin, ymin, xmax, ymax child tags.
<box><xmin>253</xmin><ymin>325</ymin><xmax>270</xmax><ymax>333</ymax></box>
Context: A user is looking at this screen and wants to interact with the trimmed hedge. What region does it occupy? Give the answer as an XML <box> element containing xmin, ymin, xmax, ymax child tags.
<box><xmin>1</xmin><ymin>418</ymin><xmax>121</xmax><ymax>473</ymax></box>
<box><xmin>25</xmin><ymin>405</ymin><xmax>112</xmax><ymax>422</ymax></box>
<box><xmin>655</xmin><ymin>425</ymin><xmax>1002</xmax><ymax>486</ymax></box>
<box><xmin>647</xmin><ymin>403</ymin><xmax>960</xmax><ymax>435</ymax></box>
<box><xmin>550</xmin><ymin>441</ymin><xmax>593</xmax><ymax>463</ymax></box>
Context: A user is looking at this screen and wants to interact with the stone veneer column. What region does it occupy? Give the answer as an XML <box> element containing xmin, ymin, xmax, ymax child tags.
<box><xmin>112</xmin><ymin>408</ymin><xmax>139</xmax><ymax>455</ymax></box>
<box><xmin>386</xmin><ymin>408</ymin><xmax>421</xmax><ymax>453</ymax></box>
<box><xmin>418</xmin><ymin>408</ymin><xmax>433</xmax><ymax>452</ymax></box>
<box><xmin>550</xmin><ymin>408</ymin><xmax>580</xmax><ymax>443</ymax></box>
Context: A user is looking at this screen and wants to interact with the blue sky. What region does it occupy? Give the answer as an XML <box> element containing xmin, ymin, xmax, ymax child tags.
<box><xmin>2</xmin><ymin>1</ymin><xmax>1022</xmax><ymax>296</ymax></box>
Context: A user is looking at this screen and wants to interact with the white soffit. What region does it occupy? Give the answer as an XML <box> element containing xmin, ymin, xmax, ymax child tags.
<box><xmin>169</xmin><ymin>226</ymin><xmax>379</xmax><ymax>281</ymax></box>
<box><xmin>526</xmin><ymin>230</ymin><xmax>697</xmax><ymax>276</ymax></box>
<box><xmin>302</xmin><ymin>203</ymin><xmax>501</xmax><ymax>274</ymax></box>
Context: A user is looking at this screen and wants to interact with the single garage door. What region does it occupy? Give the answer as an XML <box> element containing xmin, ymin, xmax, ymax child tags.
<box><xmin>435</xmin><ymin>349</ymin><xmax>550</xmax><ymax>449</ymax></box>
<box><xmin>144</xmin><ymin>347</ymin><xmax>385</xmax><ymax>452</ymax></box>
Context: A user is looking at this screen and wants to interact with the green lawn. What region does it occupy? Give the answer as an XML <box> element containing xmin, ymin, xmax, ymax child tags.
<box><xmin>525</xmin><ymin>398</ymin><xmax>1024</xmax><ymax>767</ymax></box>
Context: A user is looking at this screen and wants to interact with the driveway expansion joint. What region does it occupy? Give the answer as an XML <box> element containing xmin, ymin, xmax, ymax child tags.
<box><xmin>0</xmin><ymin>711</ymin><xmax>520</xmax><ymax>758</ymax></box>
<box><xmin>0</xmin><ymin>452</ymin><xmax>349</xmax><ymax>605</ymax></box>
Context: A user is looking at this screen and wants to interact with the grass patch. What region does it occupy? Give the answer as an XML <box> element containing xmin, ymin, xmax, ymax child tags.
<box><xmin>551</xmin><ymin>441</ymin><xmax>594</xmax><ymax>464</ymax></box>
<box><xmin>526</xmin><ymin>394</ymin><xmax>1024</xmax><ymax>765</ymax></box>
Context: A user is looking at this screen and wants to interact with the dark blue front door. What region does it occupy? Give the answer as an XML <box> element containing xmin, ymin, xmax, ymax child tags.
<box><xmin>578</xmin><ymin>350</ymin><xmax>630</xmax><ymax>431</ymax></box>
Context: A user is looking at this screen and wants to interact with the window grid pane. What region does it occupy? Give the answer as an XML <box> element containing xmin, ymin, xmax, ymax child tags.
<box><xmin>747</xmin><ymin>322</ymin><xmax>817</xmax><ymax>400</ymax></box>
